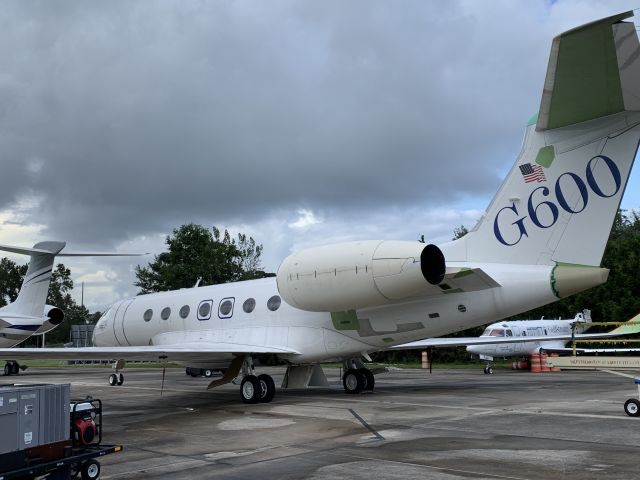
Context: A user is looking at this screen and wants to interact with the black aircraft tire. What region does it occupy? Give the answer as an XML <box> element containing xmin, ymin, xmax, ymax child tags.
<box><xmin>240</xmin><ymin>375</ymin><xmax>261</xmax><ymax>404</ymax></box>
<box><xmin>358</xmin><ymin>368</ymin><xmax>375</xmax><ymax>391</ymax></box>
<box><xmin>3</xmin><ymin>363</ymin><xmax>10</xmax><ymax>376</ymax></box>
<box><xmin>108</xmin><ymin>373</ymin><xmax>118</xmax><ymax>386</ymax></box>
<box><xmin>258</xmin><ymin>374</ymin><xmax>276</xmax><ymax>403</ymax></box>
<box><xmin>343</xmin><ymin>369</ymin><xmax>365</xmax><ymax>394</ymax></box>
<box><xmin>118</xmin><ymin>373</ymin><xmax>124</xmax><ymax>385</ymax></box>
<box><xmin>624</xmin><ymin>398</ymin><xmax>640</xmax><ymax>417</ymax></box>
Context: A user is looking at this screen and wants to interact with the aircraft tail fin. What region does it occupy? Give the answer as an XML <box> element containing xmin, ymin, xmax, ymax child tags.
<box><xmin>441</xmin><ymin>12</ymin><xmax>640</xmax><ymax>286</ymax></box>
<box><xmin>0</xmin><ymin>242</ymin><xmax>146</xmax><ymax>318</ymax></box>
<box><xmin>1</xmin><ymin>241</ymin><xmax>66</xmax><ymax>318</ymax></box>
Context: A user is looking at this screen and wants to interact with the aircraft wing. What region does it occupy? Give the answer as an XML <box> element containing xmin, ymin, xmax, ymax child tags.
<box><xmin>0</xmin><ymin>343</ymin><xmax>300</xmax><ymax>362</ymax></box>
<box><xmin>391</xmin><ymin>332</ymin><xmax>628</xmax><ymax>350</ymax></box>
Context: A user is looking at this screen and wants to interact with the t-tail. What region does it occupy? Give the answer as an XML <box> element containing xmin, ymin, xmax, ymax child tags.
<box><xmin>0</xmin><ymin>241</ymin><xmax>146</xmax><ymax>347</ymax></box>
<box><xmin>441</xmin><ymin>11</ymin><xmax>640</xmax><ymax>298</ymax></box>
<box><xmin>1</xmin><ymin>242</ymin><xmax>66</xmax><ymax>318</ymax></box>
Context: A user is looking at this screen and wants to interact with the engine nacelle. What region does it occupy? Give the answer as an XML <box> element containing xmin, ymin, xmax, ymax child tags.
<box><xmin>277</xmin><ymin>240</ymin><xmax>445</xmax><ymax>312</ymax></box>
<box><xmin>34</xmin><ymin>304</ymin><xmax>65</xmax><ymax>335</ymax></box>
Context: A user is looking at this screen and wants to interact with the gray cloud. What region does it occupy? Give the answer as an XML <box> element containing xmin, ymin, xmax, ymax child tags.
<box><xmin>0</xmin><ymin>0</ymin><xmax>638</xmax><ymax>306</ymax></box>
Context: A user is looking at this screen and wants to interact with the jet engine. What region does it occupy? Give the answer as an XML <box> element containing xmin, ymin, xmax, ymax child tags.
<box><xmin>34</xmin><ymin>304</ymin><xmax>65</xmax><ymax>335</ymax></box>
<box><xmin>276</xmin><ymin>240</ymin><xmax>445</xmax><ymax>312</ymax></box>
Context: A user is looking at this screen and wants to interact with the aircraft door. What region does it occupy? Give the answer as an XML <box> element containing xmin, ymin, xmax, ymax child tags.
<box><xmin>113</xmin><ymin>299</ymin><xmax>134</xmax><ymax>346</ymax></box>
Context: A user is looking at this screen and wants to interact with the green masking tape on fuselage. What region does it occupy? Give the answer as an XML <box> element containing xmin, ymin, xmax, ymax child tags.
<box><xmin>331</xmin><ymin>310</ymin><xmax>360</xmax><ymax>330</ymax></box>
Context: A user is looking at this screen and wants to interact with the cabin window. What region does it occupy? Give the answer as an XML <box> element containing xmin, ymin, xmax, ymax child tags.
<box><xmin>218</xmin><ymin>298</ymin><xmax>235</xmax><ymax>319</ymax></box>
<box><xmin>243</xmin><ymin>298</ymin><xmax>256</xmax><ymax>313</ymax></box>
<box><xmin>198</xmin><ymin>300</ymin><xmax>213</xmax><ymax>321</ymax></box>
<box><xmin>428</xmin><ymin>312</ymin><xmax>440</xmax><ymax>319</ymax></box>
<box><xmin>267</xmin><ymin>295</ymin><xmax>281</xmax><ymax>311</ymax></box>
<box><xmin>522</xmin><ymin>331</ymin><xmax>527</xmax><ymax>336</ymax></box>
<box><xmin>179</xmin><ymin>305</ymin><xmax>190</xmax><ymax>318</ymax></box>
<box><xmin>161</xmin><ymin>307</ymin><xmax>171</xmax><ymax>320</ymax></box>
<box><xmin>143</xmin><ymin>309</ymin><xmax>153</xmax><ymax>322</ymax></box>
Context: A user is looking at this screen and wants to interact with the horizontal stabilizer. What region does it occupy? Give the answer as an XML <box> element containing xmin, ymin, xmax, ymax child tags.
<box><xmin>537</xmin><ymin>11</ymin><xmax>638</xmax><ymax>130</ymax></box>
<box><xmin>0</xmin><ymin>241</ymin><xmax>147</xmax><ymax>257</ymax></box>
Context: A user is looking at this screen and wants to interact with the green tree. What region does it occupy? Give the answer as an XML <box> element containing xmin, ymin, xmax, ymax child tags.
<box><xmin>0</xmin><ymin>258</ymin><xmax>27</xmax><ymax>306</ymax></box>
<box><xmin>135</xmin><ymin>223</ymin><xmax>272</xmax><ymax>294</ymax></box>
<box><xmin>452</xmin><ymin>225</ymin><xmax>469</xmax><ymax>240</ymax></box>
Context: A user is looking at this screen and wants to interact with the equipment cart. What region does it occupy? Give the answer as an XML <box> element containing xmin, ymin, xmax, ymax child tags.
<box><xmin>0</xmin><ymin>384</ymin><xmax>122</xmax><ymax>479</ymax></box>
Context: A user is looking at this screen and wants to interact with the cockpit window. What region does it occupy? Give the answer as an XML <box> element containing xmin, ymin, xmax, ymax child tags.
<box><xmin>506</xmin><ymin>329</ymin><xmax>513</xmax><ymax>336</ymax></box>
<box><xmin>488</xmin><ymin>328</ymin><xmax>505</xmax><ymax>337</ymax></box>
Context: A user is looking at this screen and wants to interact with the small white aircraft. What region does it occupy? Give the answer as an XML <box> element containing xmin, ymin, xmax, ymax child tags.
<box><xmin>468</xmin><ymin>310</ymin><xmax>594</xmax><ymax>373</ymax></box>
<box><xmin>2</xmin><ymin>11</ymin><xmax>640</xmax><ymax>404</ymax></box>
<box><xmin>0</xmin><ymin>241</ymin><xmax>142</xmax><ymax>375</ymax></box>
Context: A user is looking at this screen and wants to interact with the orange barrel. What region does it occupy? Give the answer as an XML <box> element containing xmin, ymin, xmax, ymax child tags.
<box><xmin>421</xmin><ymin>351</ymin><xmax>429</xmax><ymax>369</ymax></box>
<box><xmin>550</xmin><ymin>353</ymin><xmax>561</xmax><ymax>372</ymax></box>
<box><xmin>519</xmin><ymin>359</ymin><xmax>529</xmax><ymax>370</ymax></box>
<box><xmin>540</xmin><ymin>352</ymin><xmax>551</xmax><ymax>372</ymax></box>
<box><xmin>530</xmin><ymin>353</ymin><xmax>542</xmax><ymax>373</ymax></box>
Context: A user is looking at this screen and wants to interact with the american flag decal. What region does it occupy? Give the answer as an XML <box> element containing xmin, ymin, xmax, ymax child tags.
<box><xmin>519</xmin><ymin>163</ymin><xmax>547</xmax><ymax>183</ymax></box>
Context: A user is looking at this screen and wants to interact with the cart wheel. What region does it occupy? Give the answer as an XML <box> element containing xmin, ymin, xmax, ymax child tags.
<box><xmin>81</xmin><ymin>459</ymin><xmax>101</xmax><ymax>480</ymax></box>
<box><xmin>624</xmin><ymin>399</ymin><xmax>640</xmax><ymax>417</ymax></box>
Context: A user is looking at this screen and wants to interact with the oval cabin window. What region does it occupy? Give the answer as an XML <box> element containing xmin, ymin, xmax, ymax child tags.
<box><xmin>243</xmin><ymin>298</ymin><xmax>256</xmax><ymax>313</ymax></box>
<box><xmin>179</xmin><ymin>305</ymin><xmax>190</xmax><ymax>318</ymax></box>
<box><xmin>143</xmin><ymin>309</ymin><xmax>153</xmax><ymax>322</ymax></box>
<box><xmin>267</xmin><ymin>295</ymin><xmax>281</xmax><ymax>312</ymax></box>
<box><xmin>161</xmin><ymin>307</ymin><xmax>171</xmax><ymax>320</ymax></box>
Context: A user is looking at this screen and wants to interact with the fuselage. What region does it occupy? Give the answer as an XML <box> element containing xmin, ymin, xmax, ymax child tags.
<box><xmin>94</xmin><ymin>261</ymin><xmax>560</xmax><ymax>366</ymax></box>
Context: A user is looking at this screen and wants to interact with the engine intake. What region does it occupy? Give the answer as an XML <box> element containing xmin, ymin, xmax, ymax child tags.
<box><xmin>277</xmin><ymin>240</ymin><xmax>445</xmax><ymax>312</ymax></box>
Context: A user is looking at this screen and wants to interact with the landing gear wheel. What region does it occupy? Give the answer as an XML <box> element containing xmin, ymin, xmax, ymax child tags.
<box><xmin>240</xmin><ymin>375</ymin><xmax>261</xmax><ymax>404</ymax></box>
<box><xmin>343</xmin><ymin>369</ymin><xmax>365</xmax><ymax>394</ymax></box>
<box><xmin>80</xmin><ymin>459</ymin><xmax>101</xmax><ymax>480</ymax></box>
<box><xmin>118</xmin><ymin>373</ymin><xmax>124</xmax><ymax>385</ymax></box>
<box><xmin>10</xmin><ymin>362</ymin><xmax>19</xmax><ymax>375</ymax></box>
<box><xmin>483</xmin><ymin>366</ymin><xmax>493</xmax><ymax>374</ymax></box>
<box><xmin>258</xmin><ymin>374</ymin><xmax>276</xmax><ymax>403</ymax></box>
<box><xmin>108</xmin><ymin>373</ymin><xmax>118</xmax><ymax>386</ymax></box>
<box><xmin>624</xmin><ymin>398</ymin><xmax>640</xmax><ymax>417</ymax></box>
<box><xmin>204</xmin><ymin>369</ymin><xmax>213</xmax><ymax>378</ymax></box>
<box><xmin>3</xmin><ymin>363</ymin><xmax>10</xmax><ymax>376</ymax></box>
<box><xmin>358</xmin><ymin>368</ymin><xmax>375</xmax><ymax>391</ymax></box>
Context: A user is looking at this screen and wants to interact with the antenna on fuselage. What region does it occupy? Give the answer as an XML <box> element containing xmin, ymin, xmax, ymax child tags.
<box><xmin>194</xmin><ymin>277</ymin><xmax>202</xmax><ymax>288</ymax></box>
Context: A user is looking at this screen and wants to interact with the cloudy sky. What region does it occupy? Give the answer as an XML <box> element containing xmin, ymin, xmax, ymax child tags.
<box><xmin>1</xmin><ymin>0</ymin><xmax>640</xmax><ymax>309</ymax></box>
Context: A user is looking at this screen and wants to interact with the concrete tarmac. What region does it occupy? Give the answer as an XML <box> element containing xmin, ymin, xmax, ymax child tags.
<box><xmin>4</xmin><ymin>366</ymin><xmax>640</xmax><ymax>479</ymax></box>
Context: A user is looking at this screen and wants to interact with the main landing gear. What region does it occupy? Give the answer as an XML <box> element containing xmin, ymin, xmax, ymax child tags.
<box><xmin>239</xmin><ymin>357</ymin><xmax>276</xmax><ymax>404</ymax></box>
<box><xmin>483</xmin><ymin>364</ymin><xmax>494</xmax><ymax>375</ymax></box>
<box><xmin>3</xmin><ymin>361</ymin><xmax>24</xmax><ymax>376</ymax></box>
<box><xmin>342</xmin><ymin>358</ymin><xmax>375</xmax><ymax>394</ymax></box>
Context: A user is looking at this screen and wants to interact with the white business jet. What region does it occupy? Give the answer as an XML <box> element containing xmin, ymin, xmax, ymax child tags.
<box><xmin>2</xmin><ymin>11</ymin><xmax>640</xmax><ymax>404</ymax></box>
<box><xmin>0</xmin><ymin>241</ymin><xmax>142</xmax><ymax>375</ymax></box>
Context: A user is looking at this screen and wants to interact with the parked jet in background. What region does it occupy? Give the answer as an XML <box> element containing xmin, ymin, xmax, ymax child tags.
<box><xmin>2</xmin><ymin>12</ymin><xmax>640</xmax><ymax>404</ymax></box>
<box><xmin>468</xmin><ymin>310</ymin><xmax>593</xmax><ymax>373</ymax></box>
<box><xmin>0</xmin><ymin>242</ymin><xmax>143</xmax><ymax>375</ymax></box>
